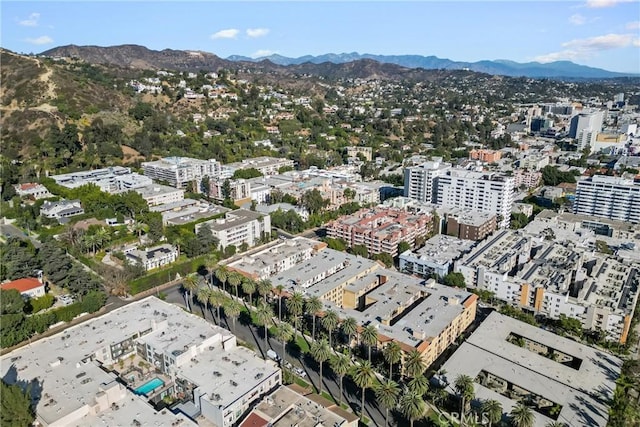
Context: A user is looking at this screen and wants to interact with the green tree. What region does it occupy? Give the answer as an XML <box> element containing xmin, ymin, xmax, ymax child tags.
<box><xmin>197</xmin><ymin>287</ymin><xmax>212</xmax><ymax>315</ymax></box>
<box><xmin>224</xmin><ymin>299</ymin><xmax>242</xmax><ymax>334</ymax></box>
<box><xmin>398</xmin><ymin>241</ymin><xmax>411</xmax><ymax>254</ymax></box>
<box><xmin>306</xmin><ymin>296</ymin><xmax>323</xmax><ymax>340</ymax></box>
<box><xmin>341</xmin><ymin>316</ymin><xmax>358</xmax><ymax>355</ymax></box>
<box><xmin>300</xmin><ymin>188</ymin><xmax>328</xmax><ymax>214</ymax></box>
<box><xmin>330</xmin><ymin>353</ymin><xmax>350</xmax><ymax>406</ymax></box>
<box><xmin>408</xmin><ymin>374</ymin><xmax>430</xmax><ymax>396</ymax></box>
<box><xmin>404</xmin><ymin>349</ymin><xmax>426</xmax><ymax>379</ymax></box>
<box><xmin>214</xmin><ymin>266</ymin><xmax>228</xmax><ymax>293</ymax></box>
<box><xmin>361</xmin><ymin>324</ymin><xmax>378</xmax><ymax>362</ymax></box>
<box><xmin>321</xmin><ymin>309</ymin><xmax>339</xmax><ymax>348</ymax></box>
<box><xmin>383</xmin><ymin>341</ymin><xmax>402</xmax><ymax>380</ymax></box>
<box><xmin>509</xmin><ymin>403</ymin><xmax>535</xmax><ymax>427</ymax></box>
<box><xmin>275</xmin><ymin>284</ymin><xmax>285</xmax><ymax>321</ymax></box>
<box><xmin>310</xmin><ymin>338</ymin><xmax>331</xmax><ymax>395</ymax></box>
<box><xmin>1</xmin><ymin>380</ymin><xmax>35</xmax><ymax>427</ymax></box>
<box><xmin>325</xmin><ymin>238</ymin><xmax>347</xmax><ymax>252</ymax></box>
<box><xmin>482</xmin><ymin>399</ymin><xmax>503</xmax><ymax>427</ymax></box>
<box><xmin>443</xmin><ymin>272</ymin><xmax>466</xmax><ymax>288</ymax></box>
<box><xmin>399</xmin><ymin>390</ymin><xmax>426</xmax><ymax>427</ymax></box>
<box><xmin>241</xmin><ymin>277</ymin><xmax>256</xmax><ymax>305</ymax></box>
<box><xmin>182</xmin><ymin>273</ymin><xmax>199</xmax><ymax>312</ymax></box>
<box><xmin>275</xmin><ymin>321</ymin><xmax>294</xmax><ymax>368</ymax></box>
<box><xmin>376</xmin><ymin>379</ymin><xmax>401</xmax><ymax>427</ymax></box>
<box><xmin>256</xmin><ymin>279</ymin><xmax>272</xmax><ymax>303</ymax></box>
<box><xmin>286</xmin><ymin>291</ymin><xmax>305</xmax><ymax>339</ymax></box>
<box><xmin>209</xmin><ymin>290</ymin><xmax>226</xmax><ymax>325</ymax></box>
<box><xmin>351</xmin><ymin>244</ymin><xmax>368</xmax><ymax>258</ymax></box>
<box><xmin>255</xmin><ymin>301</ymin><xmax>274</xmax><ymax>352</ymax></box>
<box><xmin>351</xmin><ymin>361</ymin><xmax>376</xmax><ymax>420</ymax></box>
<box><xmin>372</xmin><ymin>252</ymin><xmax>394</xmax><ymax>268</ymax></box>
<box><xmin>227</xmin><ymin>271</ymin><xmax>243</xmax><ymax>298</ymax></box>
<box><xmin>455</xmin><ymin>374</ymin><xmax>475</xmax><ymax>426</ymax></box>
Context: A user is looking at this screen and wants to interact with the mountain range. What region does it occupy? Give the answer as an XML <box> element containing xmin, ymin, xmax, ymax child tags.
<box><xmin>39</xmin><ymin>44</ymin><xmax>637</xmax><ymax>80</ymax></box>
<box><xmin>226</xmin><ymin>52</ymin><xmax>636</xmax><ymax>79</ymax></box>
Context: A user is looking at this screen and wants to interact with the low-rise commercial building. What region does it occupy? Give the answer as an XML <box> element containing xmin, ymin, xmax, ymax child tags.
<box><xmin>445</xmin><ymin>210</ymin><xmax>497</xmax><ymax>241</ymax></box>
<box><xmin>326</xmin><ymin>207</ymin><xmax>433</xmax><ymax>257</ymax></box>
<box><xmin>435</xmin><ymin>311</ymin><xmax>621</xmax><ymax>427</ymax></box>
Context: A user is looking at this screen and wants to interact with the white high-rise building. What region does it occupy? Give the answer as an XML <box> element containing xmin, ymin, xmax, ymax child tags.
<box><xmin>574</xmin><ymin>175</ymin><xmax>640</xmax><ymax>223</ymax></box>
<box><xmin>142</xmin><ymin>156</ymin><xmax>224</xmax><ymax>192</ymax></box>
<box><xmin>436</xmin><ymin>170</ymin><xmax>515</xmax><ymax>228</ymax></box>
<box><xmin>403</xmin><ymin>158</ymin><xmax>451</xmax><ymax>203</ymax></box>
<box><xmin>569</xmin><ymin>110</ymin><xmax>604</xmax><ymax>139</ymax></box>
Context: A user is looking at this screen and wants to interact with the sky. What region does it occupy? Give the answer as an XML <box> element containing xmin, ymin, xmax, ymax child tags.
<box><xmin>2</xmin><ymin>1</ymin><xmax>639</xmax><ymax>73</ymax></box>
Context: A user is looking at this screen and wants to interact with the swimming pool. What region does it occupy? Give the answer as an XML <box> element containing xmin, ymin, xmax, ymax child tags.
<box><xmin>134</xmin><ymin>378</ymin><xmax>164</xmax><ymax>395</ymax></box>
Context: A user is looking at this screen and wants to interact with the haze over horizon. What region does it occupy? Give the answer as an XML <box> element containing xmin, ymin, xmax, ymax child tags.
<box><xmin>2</xmin><ymin>1</ymin><xmax>640</xmax><ymax>73</ymax></box>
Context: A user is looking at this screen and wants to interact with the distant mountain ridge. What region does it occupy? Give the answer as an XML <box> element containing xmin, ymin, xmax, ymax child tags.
<box><xmin>227</xmin><ymin>52</ymin><xmax>636</xmax><ymax>79</ymax></box>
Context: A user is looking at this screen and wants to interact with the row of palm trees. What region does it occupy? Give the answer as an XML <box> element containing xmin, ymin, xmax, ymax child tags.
<box><xmin>184</xmin><ymin>267</ymin><xmax>555</xmax><ymax>427</ymax></box>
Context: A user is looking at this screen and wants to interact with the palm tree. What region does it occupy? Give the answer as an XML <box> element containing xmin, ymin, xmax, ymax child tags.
<box><xmin>196</xmin><ymin>287</ymin><xmax>212</xmax><ymax>316</ymax></box>
<box><xmin>544</xmin><ymin>423</ymin><xmax>566</xmax><ymax>427</ymax></box>
<box><xmin>241</xmin><ymin>277</ymin><xmax>256</xmax><ymax>305</ymax></box>
<box><xmin>454</xmin><ymin>374</ymin><xmax>475</xmax><ymax>427</ymax></box>
<box><xmin>306</xmin><ymin>296</ymin><xmax>323</xmax><ymax>340</ymax></box>
<box><xmin>255</xmin><ymin>301</ymin><xmax>274</xmax><ymax>352</ymax></box>
<box><xmin>310</xmin><ymin>339</ymin><xmax>331</xmax><ymax>395</ymax></box>
<box><xmin>383</xmin><ymin>341</ymin><xmax>402</xmax><ymax>380</ymax></box>
<box><xmin>399</xmin><ymin>390</ymin><xmax>426</xmax><ymax>427</ymax></box>
<box><xmin>182</xmin><ymin>274</ymin><xmax>199</xmax><ymax>312</ymax></box>
<box><xmin>275</xmin><ymin>284</ymin><xmax>285</xmax><ymax>321</ymax></box>
<box><xmin>131</xmin><ymin>221</ymin><xmax>149</xmax><ymax>243</ymax></box>
<box><xmin>275</xmin><ymin>321</ymin><xmax>294</xmax><ymax>367</ymax></box>
<box><xmin>256</xmin><ymin>278</ymin><xmax>272</xmax><ymax>303</ymax></box>
<box><xmin>481</xmin><ymin>399</ymin><xmax>503</xmax><ymax>427</ymax></box>
<box><xmin>408</xmin><ymin>375</ymin><xmax>429</xmax><ymax>396</ymax></box>
<box><xmin>224</xmin><ymin>299</ymin><xmax>242</xmax><ymax>333</ymax></box>
<box><xmin>95</xmin><ymin>227</ymin><xmax>110</xmax><ymax>251</ymax></box>
<box><xmin>351</xmin><ymin>361</ymin><xmax>376</xmax><ymax>420</ymax></box>
<box><xmin>321</xmin><ymin>309</ymin><xmax>339</xmax><ymax>348</ymax></box>
<box><xmin>209</xmin><ymin>289</ymin><xmax>226</xmax><ymax>324</ymax></box>
<box><xmin>330</xmin><ymin>353</ymin><xmax>350</xmax><ymax>406</ymax></box>
<box><xmin>214</xmin><ymin>266</ymin><xmax>228</xmax><ymax>293</ymax></box>
<box><xmin>375</xmin><ymin>379</ymin><xmax>401</xmax><ymax>427</ymax></box>
<box><xmin>205</xmin><ymin>256</ymin><xmax>217</xmax><ymax>288</ymax></box>
<box><xmin>286</xmin><ymin>291</ymin><xmax>304</xmax><ymax>338</ymax></box>
<box><xmin>404</xmin><ymin>349</ymin><xmax>426</xmax><ymax>379</ymax></box>
<box><xmin>83</xmin><ymin>233</ymin><xmax>99</xmax><ymax>255</ymax></box>
<box><xmin>361</xmin><ymin>324</ymin><xmax>378</xmax><ymax>362</ymax></box>
<box><xmin>227</xmin><ymin>272</ymin><xmax>243</xmax><ymax>298</ymax></box>
<box><xmin>341</xmin><ymin>316</ymin><xmax>358</xmax><ymax>354</ymax></box>
<box><xmin>509</xmin><ymin>403</ymin><xmax>535</xmax><ymax>427</ymax></box>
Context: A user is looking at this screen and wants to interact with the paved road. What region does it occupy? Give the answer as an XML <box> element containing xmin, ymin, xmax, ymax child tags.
<box><xmin>163</xmin><ymin>284</ymin><xmax>392</xmax><ymax>427</ymax></box>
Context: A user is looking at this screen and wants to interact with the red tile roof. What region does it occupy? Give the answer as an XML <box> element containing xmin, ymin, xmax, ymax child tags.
<box><xmin>0</xmin><ymin>278</ymin><xmax>43</xmax><ymax>293</ymax></box>
<box><xmin>238</xmin><ymin>412</ymin><xmax>269</xmax><ymax>427</ymax></box>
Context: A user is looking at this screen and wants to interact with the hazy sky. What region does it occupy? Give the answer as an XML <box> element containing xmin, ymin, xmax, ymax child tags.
<box><xmin>2</xmin><ymin>1</ymin><xmax>639</xmax><ymax>72</ymax></box>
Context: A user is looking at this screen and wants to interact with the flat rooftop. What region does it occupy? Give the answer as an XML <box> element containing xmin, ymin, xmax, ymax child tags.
<box><xmin>404</xmin><ymin>234</ymin><xmax>477</xmax><ymax>265</ymax></box>
<box><xmin>198</xmin><ymin>209</ymin><xmax>264</xmax><ymax>232</ymax></box>
<box><xmin>134</xmin><ymin>183</ymin><xmax>184</xmax><ymax>198</ymax></box>
<box><xmin>436</xmin><ymin>311</ymin><xmax>622</xmax><ymax>427</ymax></box>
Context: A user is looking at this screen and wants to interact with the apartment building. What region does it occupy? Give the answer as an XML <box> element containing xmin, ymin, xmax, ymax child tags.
<box><xmin>346</xmin><ymin>146</ymin><xmax>373</xmax><ymax>161</ymax></box>
<box><xmin>51</xmin><ymin>167</ymin><xmax>152</xmax><ymax>194</ymax></box>
<box><xmin>569</xmin><ymin>110</ymin><xmax>604</xmax><ymax>139</ymax></box>
<box><xmin>141</xmin><ymin>157</ymin><xmax>224</xmax><ymax>191</ymax></box>
<box><xmin>326</xmin><ymin>207</ymin><xmax>433</xmax><ymax>257</ymax></box>
<box><xmin>209</xmin><ymin>178</ymin><xmax>252</xmax><ymax>203</ymax></box>
<box><xmin>403</xmin><ymin>158</ymin><xmax>452</xmax><ymax>203</ymax></box>
<box><xmin>0</xmin><ymin>297</ymin><xmax>283</xmax><ymax>427</ymax></box>
<box><xmin>513</xmin><ymin>170</ymin><xmax>542</xmax><ymax>189</ymax></box>
<box><xmin>399</xmin><ymin>234</ymin><xmax>476</xmax><ymax>278</ymax></box>
<box><xmin>455</xmin><ymin>229</ymin><xmax>639</xmax><ymax>343</ymax></box>
<box><xmin>469</xmin><ymin>149</ymin><xmax>502</xmax><ymax>163</ymax></box>
<box><xmin>231</xmin><ymin>242</ymin><xmax>477</xmax><ymax>369</ymax></box>
<box><xmin>195</xmin><ymin>209</ymin><xmax>271</xmax><ymax>250</ymax></box>
<box><xmin>436</xmin><ymin>312</ymin><xmax>621</xmax><ymax>427</ymax></box>
<box><xmin>573</xmin><ymin>175</ymin><xmax>640</xmax><ymax>224</ymax></box>
<box><xmin>224</xmin><ymin>156</ymin><xmax>294</xmax><ymax>176</ymax></box>
<box><xmin>436</xmin><ymin>170</ymin><xmax>515</xmax><ymax>228</ymax></box>
<box><xmin>445</xmin><ymin>210</ymin><xmax>497</xmax><ymax>241</ymax></box>
<box><xmin>134</xmin><ymin>184</ymin><xmax>185</xmax><ymax>207</ymax></box>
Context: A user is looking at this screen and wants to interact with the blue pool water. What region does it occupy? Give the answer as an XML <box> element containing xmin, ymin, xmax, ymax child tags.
<box><xmin>134</xmin><ymin>378</ymin><xmax>164</xmax><ymax>395</ymax></box>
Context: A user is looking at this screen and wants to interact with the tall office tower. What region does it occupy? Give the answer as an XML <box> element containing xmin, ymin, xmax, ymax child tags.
<box><xmin>569</xmin><ymin>111</ymin><xmax>604</xmax><ymax>139</ymax></box>
<box><xmin>574</xmin><ymin>175</ymin><xmax>640</xmax><ymax>223</ymax></box>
